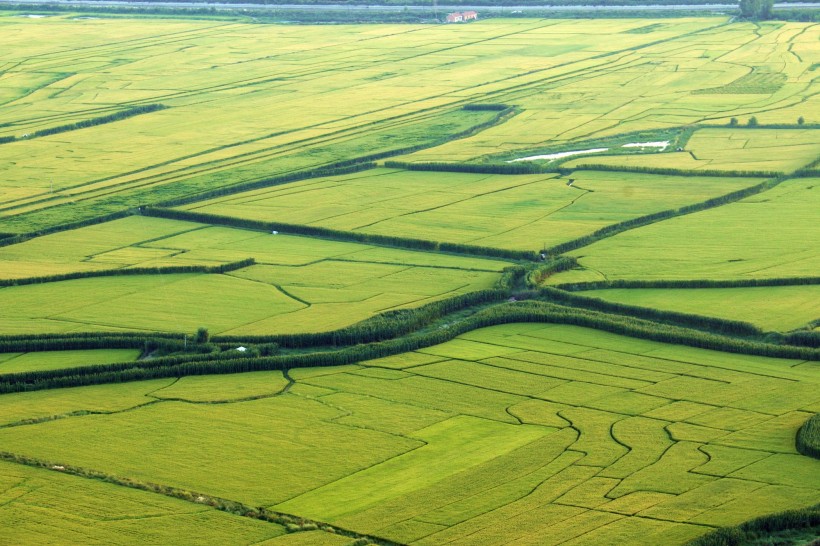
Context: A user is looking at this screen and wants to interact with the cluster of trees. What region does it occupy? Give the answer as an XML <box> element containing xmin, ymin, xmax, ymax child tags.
<box><xmin>544</xmin><ymin>177</ymin><xmax>782</xmax><ymax>256</ymax></box>
<box><xmin>739</xmin><ymin>0</ymin><xmax>773</xmax><ymax>19</ymax></box>
<box><xmin>144</xmin><ymin>207</ymin><xmax>538</xmax><ymax>262</ymax></box>
<box><xmin>462</xmin><ymin>104</ymin><xmax>510</xmax><ymax>111</ymax></box>
<box><xmin>687</xmin><ymin>503</ymin><xmax>820</xmax><ymax>546</ymax></box>
<box><xmin>0</xmin><ymin>259</ymin><xmax>255</xmax><ymax>288</ymax></box>
<box><xmin>796</xmin><ymin>414</ymin><xmax>820</xmax><ymax>459</ymax></box>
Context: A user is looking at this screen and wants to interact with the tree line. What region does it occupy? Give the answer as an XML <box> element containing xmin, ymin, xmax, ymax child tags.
<box><xmin>554</xmin><ymin>276</ymin><xmax>820</xmax><ymax>291</ymax></box>
<box><xmin>2</xmin><ymin>300</ymin><xmax>816</xmax><ymax>394</ymax></box>
<box><xmin>384</xmin><ymin>160</ymin><xmax>543</xmax><ymax>175</ymax></box>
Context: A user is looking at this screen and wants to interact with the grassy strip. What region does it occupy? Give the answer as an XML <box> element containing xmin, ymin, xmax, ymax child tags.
<box><xmin>0</xmin><ymin>258</ymin><xmax>255</xmax><ymax>287</ymax></box>
<box><xmin>553</xmin><ymin>277</ymin><xmax>820</xmax><ymax>291</ymax></box>
<box><xmin>797</xmin><ymin>414</ymin><xmax>820</xmax><ymax>459</ymax></box>
<box><xmin>143</xmin><ymin>207</ymin><xmax>538</xmax><ymax>262</ymax></box>
<box><xmin>538</xmin><ymin>286</ymin><xmax>762</xmax><ymax>337</ymax></box>
<box><xmin>2</xmin><ymin>301</ymin><xmax>817</xmax><ymax>394</ymax></box>
<box><xmin>543</xmin><ymin>176</ymin><xmax>784</xmax><ymax>256</ymax></box>
<box><xmin>685</xmin><ymin>504</ymin><xmax>820</xmax><ymax>546</ymax></box>
<box><xmin>0</xmin><ymin>452</ymin><xmax>398</xmax><ymax>546</ymax></box>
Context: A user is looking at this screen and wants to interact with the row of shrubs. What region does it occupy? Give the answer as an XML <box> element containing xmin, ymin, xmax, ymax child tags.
<box><xmin>538</xmin><ymin>287</ymin><xmax>762</xmax><ymax>337</ymax></box>
<box><xmin>0</xmin><ymin>452</ymin><xmax>390</xmax><ymax>545</ymax></box>
<box><xmin>2</xmin><ymin>301</ymin><xmax>817</xmax><ymax>394</ymax></box>
<box><xmin>31</xmin><ymin>104</ymin><xmax>168</xmax><ymax>138</ymax></box>
<box><xmin>543</xmin><ymin>177</ymin><xmax>783</xmax><ymax>255</ymax></box>
<box><xmin>0</xmin><ymin>259</ymin><xmax>255</xmax><ymax>287</ymax></box>
<box><xmin>556</xmin><ymin>164</ymin><xmax>780</xmax><ymax>178</ymax></box>
<box><xmin>554</xmin><ymin>276</ymin><xmax>820</xmax><ymax>291</ymax></box>
<box><xmin>0</xmin><ymin>104</ymin><xmax>167</xmax><ymax>143</ymax></box>
<box><xmin>685</xmin><ymin>503</ymin><xmax>820</xmax><ymax>546</ymax></box>
<box><xmin>144</xmin><ymin>207</ymin><xmax>539</xmax><ymax>261</ymax></box>
<box><xmin>384</xmin><ymin>160</ymin><xmax>542</xmax><ymax>175</ymax></box>
<box><xmin>0</xmin><ymin>209</ymin><xmax>136</xmax><ymax>249</ymax></box>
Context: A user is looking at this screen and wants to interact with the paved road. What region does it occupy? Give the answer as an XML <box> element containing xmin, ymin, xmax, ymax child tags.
<box><xmin>3</xmin><ymin>0</ymin><xmax>819</xmax><ymax>10</ymax></box>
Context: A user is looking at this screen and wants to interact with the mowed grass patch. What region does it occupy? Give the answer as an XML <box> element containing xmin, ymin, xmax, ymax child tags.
<box><xmin>587</xmin><ymin>285</ymin><xmax>820</xmax><ymax>331</ymax></box>
<box><xmin>565</xmin><ymin>128</ymin><xmax>820</xmax><ymax>173</ymax></box>
<box><xmin>0</xmin><ymin>348</ymin><xmax>141</xmax><ymax>374</ymax></box>
<box><xmin>0</xmin><ymin>460</ymin><xmax>288</xmax><ymax>546</ymax></box>
<box><xmin>564</xmin><ymin>178</ymin><xmax>820</xmax><ymax>280</ymax></box>
<box><xmin>181</xmin><ymin>168</ymin><xmax>763</xmax><ymax>252</ymax></box>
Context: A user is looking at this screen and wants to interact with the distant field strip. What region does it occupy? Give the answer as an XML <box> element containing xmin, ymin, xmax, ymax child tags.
<box><xmin>2</xmin><ymin>18</ymin><xmax>818</xmax><ymax>232</ymax></box>
<box><xmin>564</xmin><ymin>128</ymin><xmax>820</xmax><ymax>174</ymax></box>
<box><xmin>180</xmin><ymin>168</ymin><xmax>763</xmax><ymax>252</ymax></box>
<box><xmin>0</xmin><ymin>324</ymin><xmax>816</xmax><ymax>545</ymax></box>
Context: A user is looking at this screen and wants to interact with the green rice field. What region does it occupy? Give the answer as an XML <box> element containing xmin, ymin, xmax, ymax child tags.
<box><xmin>1</xmin><ymin>325</ymin><xmax>817</xmax><ymax>545</ymax></box>
<box><xmin>181</xmin><ymin>168</ymin><xmax>763</xmax><ymax>252</ymax></box>
<box><xmin>558</xmin><ymin>178</ymin><xmax>819</xmax><ymax>281</ymax></box>
<box><xmin>0</xmin><ymin>12</ymin><xmax>817</xmax><ymax>546</ymax></box>
<box><xmin>564</xmin><ymin>128</ymin><xmax>820</xmax><ymax>173</ymax></box>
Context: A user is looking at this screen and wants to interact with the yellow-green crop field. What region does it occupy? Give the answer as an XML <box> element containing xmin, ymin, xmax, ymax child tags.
<box><xmin>557</xmin><ymin>178</ymin><xmax>820</xmax><ymax>281</ymax></box>
<box><xmin>1</xmin><ymin>325</ymin><xmax>818</xmax><ymax>546</ymax></box>
<box><xmin>181</xmin><ymin>168</ymin><xmax>764</xmax><ymax>252</ymax></box>
<box><xmin>0</xmin><ymin>12</ymin><xmax>818</xmax><ymax>546</ymax></box>
<box><xmin>564</xmin><ymin>128</ymin><xmax>820</xmax><ymax>173</ymax></box>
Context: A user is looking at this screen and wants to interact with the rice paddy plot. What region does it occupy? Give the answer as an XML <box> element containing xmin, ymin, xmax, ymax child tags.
<box><xmin>564</xmin><ymin>128</ymin><xmax>820</xmax><ymax>173</ymax></box>
<box><xmin>0</xmin><ymin>324</ymin><xmax>817</xmax><ymax>545</ymax></box>
<box><xmin>0</xmin><ymin>216</ymin><xmax>506</xmax><ymax>335</ymax></box>
<box><xmin>586</xmin><ymin>285</ymin><xmax>820</xmax><ymax>332</ymax></box>
<box><xmin>0</xmin><ymin>460</ymin><xmax>288</xmax><ymax>546</ymax></box>
<box><xmin>0</xmin><ymin>348</ymin><xmax>141</xmax><ymax>374</ymax></box>
<box><xmin>181</xmin><ymin>167</ymin><xmax>763</xmax><ymax>252</ymax></box>
<box><xmin>560</xmin><ymin>178</ymin><xmax>820</xmax><ymax>281</ymax></box>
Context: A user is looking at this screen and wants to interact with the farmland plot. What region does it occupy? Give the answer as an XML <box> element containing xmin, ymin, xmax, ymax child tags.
<box><xmin>181</xmin><ymin>168</ymin><xmax>763</xmax><ymax>251</ymax></box>
<box><xmin>0</xmin><ymin>324</ymin><xmax>816</xmax><ymax>545</ymax></box>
